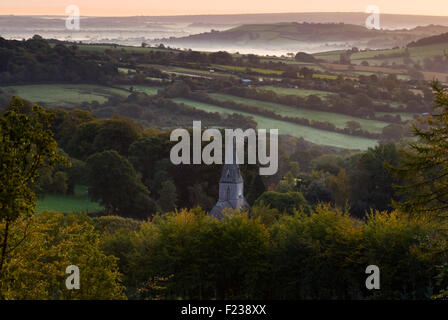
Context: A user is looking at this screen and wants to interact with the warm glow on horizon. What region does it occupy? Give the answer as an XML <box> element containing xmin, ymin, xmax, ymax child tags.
<box><xmin>0</xmin><ymin>0</ymin><xmax>447</xmax><ymax>17</ymax></box>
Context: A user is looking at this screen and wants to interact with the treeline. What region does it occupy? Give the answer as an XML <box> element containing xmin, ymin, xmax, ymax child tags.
<box><xmin>271</xmin><ymin>142</ymin><xmax>404</xmax><ymax>218</ymax></box>
<box><xmin>92</xmin><ymin>206</ymin><xmax>445</xmax><ymax>300</ymax></box>
<box><xmin>66</xmin><ymin>88</ymin><xmax>256</xmax><ymax>130</ymax></box>
<box><xmin>407</xmin><ymin>32</ymin><xmax>448</xmax><ymax>47</ymax></box>
<box><xmin>185</xmin><ymin>90</ymin><xmax>381</xmax><ymax>139</ymax></box>
<box><xmin>221</xmin><ymin>85</ymin><xmax>409</xmax><ymax>120</ymax></box>
<box><xmin>30</xmin><ymin>103</ymin><xmax>263</xmax><ymax>219</ymax></box>
<box><xmin>11</xmin><ymin>94</ymin><xmax>409</xmax><ymax>219</ymax></box>
<box><xmin>159</xmin><ymin>82</ymin><xmax>412</xmax><ymax>140</ymax></box>
<box><xmin>0</xmin><ymin>36</ymin><xmax>119</xmax><ymax>85</ymax></box>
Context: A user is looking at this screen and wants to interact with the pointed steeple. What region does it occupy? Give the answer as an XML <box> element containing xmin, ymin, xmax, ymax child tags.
<box><xmin>220</xmin><ymin>139</ymin><xmax>243</xmax><ymax>183</ymax></box>
<box><xmin>210</xmin><ymin>138</ymin><xmax>249</xmax><ymax>219</ymax></box>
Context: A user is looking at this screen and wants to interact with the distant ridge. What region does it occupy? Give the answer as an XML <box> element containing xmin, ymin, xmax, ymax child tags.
<box><xmin>2</xmin><ymin>12</ymin><xmax>448</xmax><ymax>29</ymax></box>
<box><xmin>158</xmin><ymin>22</ymin><xmax>448</xmax><ymax>52</ymax></box>
<box><xmin>408</xmin><ymin>32</ymin><xmax>448</xmax><ymax>47</ymax></box>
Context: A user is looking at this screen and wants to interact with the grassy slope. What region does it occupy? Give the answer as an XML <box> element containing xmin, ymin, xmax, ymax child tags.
<box><xmin>257</xmin><ymin>86</ymin><xmax>334</xmax><ymax>98</ymax></box>
<box><xmin>350</xmin><ymin>43</ymin><xmax>448</xmax><ymax>64</ymax></box>
<box><xmin>37</xmin><ymin>185</ymin><xmax>103</xmax><ymax>214</ymax></box>
<box><xmin>74</xmin><ymin>43</ymin><xmax>180</xmax><ymax>54</ymax></box>
<box><xmin>172</xmin><ymin>97</ymin><xmax>378</xmax><ymax>150</ymax></box>
<box><xmin>1</xmin><ymin>84</ymin><xmax>130</xmax><ymax>107</ymax></box>
<box><xmin>208</xmin><ymin>93</ymin><xmax>389</xmax><ymax>134</ymax></box>
<box><xmin>117</xmin><ymin>85</ymin><xmax>162</xmax><ymax>95</ymax></box>
<box><xmin>314</xmin><ymin>42</ymin><xmax>448</xmax><ymax>75</ymax></box>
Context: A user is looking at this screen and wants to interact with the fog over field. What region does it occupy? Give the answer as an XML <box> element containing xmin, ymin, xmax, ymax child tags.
<box><xmin>2</xmin><ymin>12</ymin><xmax>448</xmax><ymax>55</ymax></box>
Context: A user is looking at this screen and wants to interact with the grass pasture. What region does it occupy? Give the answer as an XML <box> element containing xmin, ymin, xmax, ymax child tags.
<box><xmin>37</xmin><ymin>186</ymin><xmax>103</xmax><ymax>214</ymax></box>
<box><xmin>118</xmin><ymin>85</ymin><xmax>162</xmax><ymax>95</ymax></box>
<box><xmin>172</xmin><ymin>98</ymin><xmax>378</xmax><ymax>150</ymax></box>
<box><xmin>349</xmin><ymin>43</ymin><xmax>448</xmax><ymax>66</ymax></box>
<box><xmin>257</xmin><ymin>86</ymin><xmax>334</xmax><ymax>98</ymax></box>
<box><xmin>313</xmin><ymin>50</ymin><xmax>345</xmax><ymax>62</ymax></box>
<box><xmin>408</xmin><ymin>43</ymin><xmax>448</xmax><ymax>63</ymax></box>
<box><xmin>73</xmin><ymin>43</ymin><xmax>180</xmax><ymax>54</ymax></box>
<box><xmin>375</xmin><ymin>112</ymin><xmax>417</xmax><ymax>122</ymax></box>
<box><xmin>213</xmin><ymin>64</ymin><xmax>283</xmax><ymax>75</ymax></box>
<box><xmin>1</xmin><ymin>84</ymin><xmax>130</xmax><ymax>107</ymax></box>
<box><xmin>208</xmin><ymin>93</ymin><xmax>389</xmax><ymax>134</ymax></box>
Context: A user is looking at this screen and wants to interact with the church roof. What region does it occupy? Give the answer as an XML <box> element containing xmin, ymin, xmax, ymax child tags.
<box><xmin>219</xmin><ymin>139</ymin><xmax>243</xmax><ymax>183</ymax></box>
<box><xmin>210</xmin><ymin>199</ymin><xmax>249</xmax><ymax>219</ymax></box>
<box><xmin>210</xmin><ymin>201</ymin><xmax>233</xmax><ymax>219</ymax></box>
<box><xmin>219</xmin><ymin>163</ymin><xmax>243</xmax><ymax>183</ymax></box>
<box><xmin>210</xmin><ymin>137</ymin><xmax>250</xmax><ymax>220</ymax></box>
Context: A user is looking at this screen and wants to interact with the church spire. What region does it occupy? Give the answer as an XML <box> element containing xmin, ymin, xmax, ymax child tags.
<box><xmin>220</xmin><ymin>139</ymin><xmax>243</xmax><ymax>184</ymax></box>
<box><xmin>210</xmin><ymin>138</ymin><xmax>249</xmax><ymax>219</ymax></box>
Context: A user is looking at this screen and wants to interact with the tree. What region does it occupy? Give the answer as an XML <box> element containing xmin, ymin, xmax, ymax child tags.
<box><xmin>299</xmin><ymin>67</ymin><xmax>314</xmax><ymax>80</ymax></box>
<box><xmin>0</xmin><ymin>97</ymin><xmax>68</xmax><ymax>273</ymax></box>
<box><xmin>0</xmin><ymin>212</ymin><xmax>126</xmax><ymax>299</ymax></box>
<box><xmin>282</xmin><ymin>69</ymin><xmax>298</xmax><ymax>79</ymax></box>
<box><xmin>157</xmin><ymin>180</ymin><xmax>178</xmax><ymax>212</ymax></box>
<box><xmin>382</xmin><ymin>123</ymin><xmax>406</xmax><ymax>141</ymax></box>
<box><xmin>345</xmin><ymin>120</ymin><xmax>361</xmax><ymax>133</ymax></box>
<box><xmin>395</xmin><ymin>81</ymin><xmax>448</xmax><ymax>217</ymax></box>
<box><xmin>188</xmin><ymin>182</ymin><xmax>215</xmax><ymax>210</ymax></box>
<box><xmin>128</xmin><ymin>136</ymin><xmax>167</xmax><ymax>184</ymax></box>
<box><xmin>246</xmin><ymin>174</ymin><xmax>266</xmax><ymax>205</ymax></box>
<box><xmin>66</xmin><ymin>120</ymin><xmax>102</xmax><ymax>160</ymax></box>
<box><xmin>51</xmin><ymin>171</ymin><xmax>68</xmax><ymax>194</ymax></box>
<box><xmin>327</xmin><ymin>169</ymin><xmax>350</xmax><ymax>209</ymax></box>
<box><xmin>255</xmin><ymin>191</ymin><xmax>309</xmax><ymax>214</ymax></box>
<box><xmin>86</xmin><ymin>150</ymin><xmax>154</xmax><ymax>218</ymax></box>
<box><xmin>93</xmin><ymin>117</ymin><xmax>142</xmax><ymax>156</ymax></box>
<box><xmin>352</xmin><ymin>93</ymin><xmax>373</xmax><ymax>109</ymax></box>
<box><xmin>348</xmin><ymin>144</ymin><xmax>401</xmax><ymax>217</ymax></box>
<box><xmin>295</xmin><ymin>52</ymin><xmax>316</xmax><ymax>63</ymax></box>
<box><xmin>209</xmin><ymin>51</ymin><xmax>233</xmax><ymax>65</ymax></box>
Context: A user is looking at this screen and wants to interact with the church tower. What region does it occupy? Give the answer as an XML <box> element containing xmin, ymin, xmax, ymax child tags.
<box><xmin>210</xmin><ymin>140</ymin><xmax>249</xmax><ymax>219</ymax></box>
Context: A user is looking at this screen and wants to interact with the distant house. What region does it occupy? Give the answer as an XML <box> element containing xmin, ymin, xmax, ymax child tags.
<box><xmin>209</xmin><ymin>69</ymin><xmax>215</xmax><ymax>73</ymax></box>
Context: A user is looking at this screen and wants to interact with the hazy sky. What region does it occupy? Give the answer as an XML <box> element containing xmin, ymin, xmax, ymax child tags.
<box><xmin>0</xmin><ymin>0</ymin><xmax>447</xmax><ymax>16</ymax></box>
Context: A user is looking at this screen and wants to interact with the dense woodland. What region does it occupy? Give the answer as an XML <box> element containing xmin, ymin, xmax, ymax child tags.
<box><xmin>1</xmin><ymin>36</ymin><xmax>448</xmax><ymax>299</ymax></box>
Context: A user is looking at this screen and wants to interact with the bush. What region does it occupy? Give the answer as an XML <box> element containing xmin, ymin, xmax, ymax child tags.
<box><xmin>255</xmin><ymin>191</ymin><xmax>310</xmax><ymax>214</ymax></box>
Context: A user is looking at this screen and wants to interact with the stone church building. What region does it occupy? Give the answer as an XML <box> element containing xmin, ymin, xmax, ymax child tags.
<box><xmin>210</xmin><ymin>142</ymin><xmax>249</xmax><ymax>219</ymax></box>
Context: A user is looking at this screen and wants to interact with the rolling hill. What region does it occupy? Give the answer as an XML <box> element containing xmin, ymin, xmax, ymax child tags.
<box><xmin>158</xmin><ymin>22</ymin><xmax>448</xmax><ymax>52</ymax></box>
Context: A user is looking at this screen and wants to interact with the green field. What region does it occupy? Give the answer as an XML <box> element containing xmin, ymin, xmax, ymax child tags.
<box><xmin>315</xmin><ymin>42</ymin><xmax>448</xmax><ymax>67</ymax></box>
<box><xmin>350</xmin><ymin>48</ymin><xmax>405</xmax><ymax>60</ymax></box>
<box><xmin>257</xmin><ymin>86</ymin><xmax>334</xmax><ymax>98</ymax></box>
<box><xmin>375</xmin><ymin>112</ymin><xmax>417</xmax><ymax>121</ymax></box>
<box><xmin>313</xmin><ymin>50</ymin><xmax>345</xmax><ymax>62</ymax></box>
<box><xmin>172</xmin><ymin>98</ymin><xmax>378</xmax><ymax>150</ymax></box>
<box><xmin>408</xmin><ymin>43</ymin><xmax>448</xmax><ymax>63</ymax></box>
<box><xmin>1</xmin><ymin>84</ymin><xmax>130</xmax><ymax>107</ymax></box>
<box><xmin>350</xmin><ymin>43</ymin><xmax>448</xmax><ymax>65</ymax></box>
<box><xmin>208</xmin><ymin>93</ymin><xmax>389</xmax><ymax>134</ymax></box>
<box><xmin>259</xmin><ymin>58</ymin><xmax>326</xmax><ymax>71</ymax></box>
<box><xmin>37</xmin><ymin>186</ymin><xmax>103</xmax><ymax>214</ymax></box>
<box><xmin>210</xmin><ymin>64</ymin><xmax>337</xmax><ymax>79</ymax></box>
<box><xmin>74</xmin><ymin>43</ymin><xmax>180</xmax><ymax>54</ymax></box>
<box><xmin>118</xmin><ymin>67</ymin><xmax>136</xmax><ymax>74</ymax></box>
<box><xmin>168</xmin><ymin>66</ymin><xmax>236</xmax><ymax>78</ymax></box>
<box><xmin>213</xmin><ymin>64</ymin><xmax>283</xmax><ymax>75</ymax></box>
<box><xmin>118</xmin><ymin>85</ymin><xmax>162</xmax><ymax>95</ymax></box>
